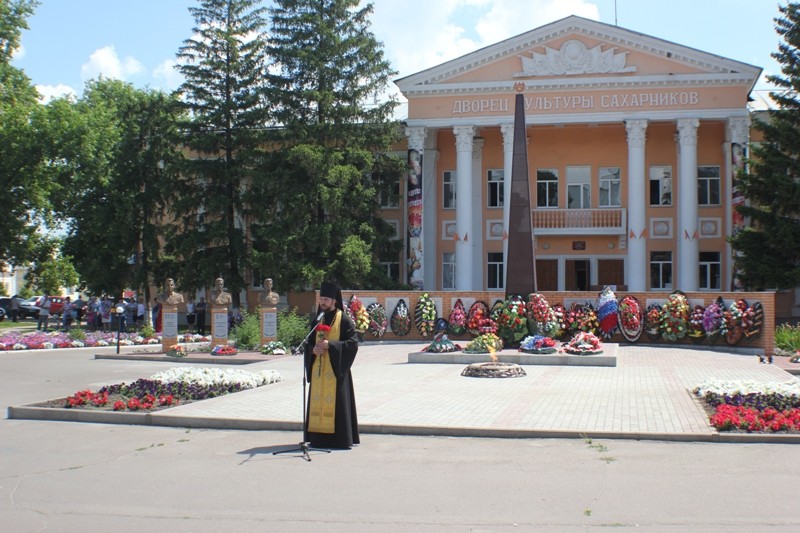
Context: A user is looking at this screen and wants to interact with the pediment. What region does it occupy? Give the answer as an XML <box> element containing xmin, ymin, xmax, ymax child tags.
<box><xmin>395</xmin><ymin>15</ymin><xmax>761</xmax><ymax>95</ymax></box>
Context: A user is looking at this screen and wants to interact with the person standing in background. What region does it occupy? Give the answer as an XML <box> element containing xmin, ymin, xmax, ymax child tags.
<box><xmin>37</xmin><ymin>296</ymin><xmax>51</xmax><ymax>331</ymax></box>
<box><xmin>137</xmin><ymin>297</ymin><xmax>145</xmax><ymax>328</ymax></box>
<box><xmin>10</xmin><ymin>295</ymin><xmax>19</xmax><ymax>322</ymax></box>
<box><xmin>194</xmin><ymin>297</ymin><xmax>207</xmax><ymax>335</ymax></box>
<box><xmin>186</xmin><ymin>298</ymin><xmax>195</xmax><ymax>333</ymax></box>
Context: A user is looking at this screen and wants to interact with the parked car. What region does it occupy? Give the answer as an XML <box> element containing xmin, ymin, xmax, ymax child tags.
<box><xmin>0</xmin><ymin>306</ymin><xmax>5</xmax><ymax>321</ymax></box>
<box><xmin>47</xmin><ymin>296</ymin><xmax>65</xmax><ymax>317</ymax></box>
<box><xmin>0</xmin><ymin>296</ymin><xmax>40</xmax><ymax>319</ymax></box>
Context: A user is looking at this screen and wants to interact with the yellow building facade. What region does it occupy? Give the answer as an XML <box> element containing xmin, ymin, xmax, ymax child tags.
<box><xmin>387</xmin><ymin>16</ymin><xmax>760</xmax><ymax>295</ymax></box>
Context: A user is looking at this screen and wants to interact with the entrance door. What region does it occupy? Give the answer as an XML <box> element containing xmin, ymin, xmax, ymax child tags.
<box><xmin>598</xmin><ymin>259</ymin><xmax>625</xmax><ymax>290</ymax></box>
<box><xmin>565</xmin><ymin>259</ymin><xmax>590</xmax><ymax>291</ymax></box>
<box><xmin>536</xmin><ymin>260</ymin><xmax>558</xmax><ymax>291</ymax></box>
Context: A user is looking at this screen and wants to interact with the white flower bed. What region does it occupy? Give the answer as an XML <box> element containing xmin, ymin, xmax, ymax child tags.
<box><xmin>150</xmin><ymin>367</ymin><xmax>283</xmax><ymax>389</ymax></box>
<box><xmin>693</xmin><ymin>378</ymin><xmax>800</xmax><ymax>397</ymax></box>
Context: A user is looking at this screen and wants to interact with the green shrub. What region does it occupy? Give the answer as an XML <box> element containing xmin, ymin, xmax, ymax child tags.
<box><xmin>68</xmin><ymin>328</ymin><xmax>86</xmax><ymax>341</ymax></box>
<box><xmin>230</xmin><ymin>311</ymin><xmax>261</xmax><ymax>350</ymax></box>
<box><xmin>277</xmin><ymin>308</ymin><xmax>310</xmax><ymax>350</ymax></box>
<box><xmin>775</xmin><ymin>323</ymin><xmax>800</xmax><ymax>352</ymax></box>
<box><xmin>140</xmin><ymin>323</ymin><xmax>156</xmax><ymax>339</ymax></box>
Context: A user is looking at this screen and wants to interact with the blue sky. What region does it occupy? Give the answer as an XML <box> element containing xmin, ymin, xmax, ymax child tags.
<box><xmin>13</xmin><ymin>0</ymin><xmax>784</xmax><ymax>104</ymax></box>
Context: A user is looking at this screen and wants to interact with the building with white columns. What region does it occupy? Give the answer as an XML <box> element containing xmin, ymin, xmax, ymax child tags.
<box><xmin>386</xmin><ymin>16</ymin><xmax>760</xmax><ymax>293</ymax></box>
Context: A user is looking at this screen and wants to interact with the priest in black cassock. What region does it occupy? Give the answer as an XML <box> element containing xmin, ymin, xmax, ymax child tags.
<box><xmin>304</xmin><ymin>281</ymin><xmax>360</xmax><ymax>449</ymax></box>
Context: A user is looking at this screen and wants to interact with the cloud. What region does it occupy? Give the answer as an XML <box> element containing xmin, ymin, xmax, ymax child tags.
<box><xmin>35</xmin><ymin>84</ymin><xmax>78</xmax><ymax>104</ymax></box>
<box><xmin>80</xmin><ymin>45</ymin><xmax>145</xmax><ymax>82</ymax></box>
<box><xmin>12</xmin><ymin>44</ymin><xmax>25</xmax><ymax>60</ymax></box>
<box><xmin>371</xmin><ymin>0</ymin><xmax>600</xmax><ymax>79</ymax></box>
<box><xmin>152</xmin><ymin>59</ymin><xmax>184</xmax><ymax>91</ymax></box>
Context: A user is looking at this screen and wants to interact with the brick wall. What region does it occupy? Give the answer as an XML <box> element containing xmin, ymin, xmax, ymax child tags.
<box><xmin>331</xmin><ymin>290</ymin><xmax>776</xmax><ymax>356</ymax></box>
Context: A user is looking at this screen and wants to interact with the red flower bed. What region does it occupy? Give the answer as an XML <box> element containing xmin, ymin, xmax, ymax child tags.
<box><xmin>710</xmin><ymin>404</ymin><xmax>800</xmax><ymax>432</ymax></box>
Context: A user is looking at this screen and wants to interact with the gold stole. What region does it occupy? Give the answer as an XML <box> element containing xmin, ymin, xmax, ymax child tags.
<box><xmin>307</xmin><ymin>310</ymin><xmax>341</xmax><ymax>434</ymax></box>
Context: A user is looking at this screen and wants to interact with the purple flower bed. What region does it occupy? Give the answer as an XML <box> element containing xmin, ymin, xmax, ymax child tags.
<box><xmin>0</xmin><ymin>331</ymin><xmax>211</xmax><ymax>351</ymax></box>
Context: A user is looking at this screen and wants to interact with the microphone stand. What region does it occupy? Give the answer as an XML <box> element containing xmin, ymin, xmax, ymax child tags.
<box><xmin>274</xmin><ymin>313</ymin><xmax>331</xmax><ymax>462</ymax></box>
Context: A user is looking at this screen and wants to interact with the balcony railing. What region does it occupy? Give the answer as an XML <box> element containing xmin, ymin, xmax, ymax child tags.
<box><xmin>532</xmin><ymin>208</ymin><xmax>627</xmax><ymax>235</ymax></box>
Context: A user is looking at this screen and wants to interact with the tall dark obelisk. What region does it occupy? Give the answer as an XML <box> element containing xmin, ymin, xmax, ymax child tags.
<box><xmin>505</xmin><ymin>87</ymin><xmax>537</xmax><ymax>296</ymax></box>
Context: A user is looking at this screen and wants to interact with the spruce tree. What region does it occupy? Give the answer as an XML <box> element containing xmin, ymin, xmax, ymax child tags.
<box><xmin>251</xmin><ymin>0</ymin><xmax>404</xmax><ymax>290</ymax></box>
<box><xmin>172</xmin><ymin>0</ymin><xmax>271</xmax><ymax>305</ymax></box>
<box><xmin>730</xmin><ymin>2</ymin><xmax>800</xmax><ymax>290</ymax></box>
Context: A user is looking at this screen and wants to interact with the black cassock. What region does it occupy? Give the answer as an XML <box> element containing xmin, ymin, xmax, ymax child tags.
<box><xmin>304</xmin><ymin>309</ymin><xmax>360</xmax><ymax>449</ymax></box>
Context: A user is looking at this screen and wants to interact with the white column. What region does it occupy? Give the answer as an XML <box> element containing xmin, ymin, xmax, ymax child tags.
<box><xmin>472</xmin><ymin>137</ymin><xmax>485</xmax><ymax>290</ymax></box>
<box><xmin>677</xmin><ymin>118</ymin><xmax>700</xmax><ymax>291</ymax></box>
<box><xmin>726</xmin><ymin>116</ymin><xmax>749</xmax><ymax>290</ymax></box>
<box><xmin>625</xmin><ymin>119</ymin><xmax>648</xmax><ymax>291</ymax></box>
<box><xmin>454</xmin><ymin>125</ymin><xmax>475</xmax><ymax>290</ymax></box>
<box><xmin>500</xmin><ymin>123</ymin><xmax>514</xmax><ymax>269</ymax></box>
<box><xmin>423</xmin><ymin>149</ymin><xmax>439</xmax><ymax>291</ymax></box>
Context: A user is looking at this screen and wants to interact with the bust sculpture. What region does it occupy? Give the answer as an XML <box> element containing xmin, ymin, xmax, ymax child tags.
<box><xmin>211</xmin><ymin>277</ymin><xmax>232</xmax><ymax>306</ymax></box>
<box><xmin>259</xmin><ymin>277</ymin><xmax>279</xmax><ymax>308</ymax></box>
<box><xmin>156</xmin><ymin>277</ymin><xmax>184</xmax><ymax>306</ymax></box>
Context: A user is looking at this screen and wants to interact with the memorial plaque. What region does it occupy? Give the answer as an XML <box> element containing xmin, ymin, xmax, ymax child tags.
<box><xmin>262</xmin><ymin>310</ymin><xmax>277</xmax><ymax>339</ymax></box>
<box><xmin>161</xmin><ymin>306</ymin><xmax>179</xmax><ymax>351</ymax></box>
<box><xmin>213</xmin><ymin>311</ymin><xmax>228</xmax><ymax>339</ymax></box>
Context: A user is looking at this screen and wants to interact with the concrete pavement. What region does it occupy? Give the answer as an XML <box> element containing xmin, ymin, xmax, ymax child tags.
<box><xmin>5</xmin><ymin>341</ymin><xmax>799</xmax><ymax>443</ymax></box>
<box><xmin>3</xmin><ymin>342</ymin><xmax>800</xmax><ymax>531</ymax></box>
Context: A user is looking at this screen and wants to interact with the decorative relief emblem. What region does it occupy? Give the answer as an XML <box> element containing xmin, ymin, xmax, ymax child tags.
<box><xmin>515</xmin><ymin>39</ymin><xmax>637</xmax><ymax>77</ymax></box>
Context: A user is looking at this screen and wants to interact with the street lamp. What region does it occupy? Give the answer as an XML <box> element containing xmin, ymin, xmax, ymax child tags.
<box><xmin>116</xmin><ymin>304</ymin><xmax>126</xmax><ymax>354</ymax></box>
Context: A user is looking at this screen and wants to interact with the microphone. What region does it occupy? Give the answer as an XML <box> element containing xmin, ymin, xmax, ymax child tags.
<box><xmin>316</xmin><ymin>311</ymin><xmax>324</xmax><ymax>322</ymax></box>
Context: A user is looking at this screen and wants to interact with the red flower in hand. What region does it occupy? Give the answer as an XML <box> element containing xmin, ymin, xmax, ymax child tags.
<box><xmin>316</xmin><ymin>324</ymin><xmax>331</xmax><ymax>333</ymax></box>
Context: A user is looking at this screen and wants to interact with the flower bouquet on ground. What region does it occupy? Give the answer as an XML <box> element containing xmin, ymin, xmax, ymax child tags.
<box><xmin>366</xmin><ymin>302</ymin><xmax>387</xmax><ymax>338</ymax></box>
<box><xmin>423</xmin><ymin>331</ymin><xmax>462</xmax><ymax>353</ymax></box>
<box><xmin>595</xmin><ymin>287</ymin><xmax>619</xmax><ymax>339</ymax></box>
<box><xmin>562</xmin><ymin>303</ymin><xmax>585</xmax><ymax>334</ymax></box>
<box><xmin>261</xmin><ymin>341</ymin><xmax>287</xmax><ymax>355</ymax></box>
<box><xmin>166</xmin><ymin>345</ymin><xmax>188</xmax><ymax>358</ymax></box>
<box><xmin>644</xmin><ymin>304</ymin><xmax>662</xmax><ymax>341</ymax></box>
<box><xmin>563</xmin><ymin>331</ymin><xmax>603</xmax><ymax>355</ymax></box>
<box><xmin>702</xmin><ymin>297</ymin><xmax>725</xmax><ymax>342</ymax></box>
<box><xmin>414</xmin><ymin>293</ymin><xmax>438</xmax><ymax>338</ymax></box>
<box><xmin>659</xmin><ymin>291</ymin><xmax>689</xmax><ymax>342</ymax></box>
<box><xmin>724</xmin><ymin>299</ymin><xmax>745</xmax><ymax>346</ymax></box>
<box><xmin>743</xmin><ymin>301</ymin><xmax>763</xmax><ymax>340</ymax></box>
<box><xmin>496</xmin><ymin>295</ymin><xmax>528</xmax><ymax>346</ymax></box>
<box><xmin>687</xmin><ymin>305</ymin><xmax>706</xmax><ymax>343</ymax></box>
<box><xmin>448</xmin><ymin>299</ymin><xmax>467</xmax><ymax>336</ymax></box>
<box><xmin>348</xmin><ymin>295</ymin><xmax>370</xmax><ymax>338</ymax></box>
<box><xmin>211</xmin><ymin>344</ymin><xmax>238</xmax><ymax>356</ymax></box>
<box><xmin>519</xmin><ymin>335</ymin><xmax>557</xmax><ymax>354</ymax></box>
<box><xmin>526</xmin><ymin>293</ymin><xmax>561</xmax><ymax>338</ymax></box>
<box><xmin>490</xmin><ymin>299</ymin><xmax>505</xmax><ymax>322</ymax></box>
<box><xmin>463</xmin><ymin>333</ymin><xmax>504</xmax><ymax>354</ymax></box>
<box><xmin>617</xmin><ymin>295</ymin><xmax>644</xmax><ymax>343</ymax></box>
<box><xmin>466</xmin><ymin>301</ymin><xmax>495</xmax><ymax>337</ymax></box>
<box><xmin>390</xmin><ymin>299</ymin><xmax>412</xmax><ymax>337</ymax></box>
<box><xmin>576</xmin><ymin>304</ymin><xmax>599</xmax><ymax>334</ymax></box>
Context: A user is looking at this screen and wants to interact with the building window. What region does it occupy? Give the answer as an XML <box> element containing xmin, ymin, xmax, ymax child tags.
<box><xmin>379</xmin><ymin>261</ymin><xmax>400</xmax><ymax>283</ymax></box>
<box><xmin>567</xmin><ymin>166</ymin><xmax>591</xmax><ymax>209</ymax></box>
<box><xmin>649</xmin><ymin>166</ymin><xmax>672</xmax><ymax>206</ymax></box>
<box><xmin>252</xmin><ymin>270</ymin><xmax>263</xmax><ymax>288</ymax></box>
<box><xmin>488</xmin><ymin>252</ymin><xmax>504</xmax><ymax>290</ymax></box>
<box><xmin>650</xmin><ymin>251</ymin><xmax>673</xmax><ymax>289</ymax></box>
<box><xmin>487</xmin><ymin>169</ymin><xmax>504</xmax><ymax>208</ymax></box>
<box><xmin>536</xmin><ymin>169</ymin><xmax>559</xmax><ymax>207</ymax></box>
<box><xmin>699</xmin><ymin>251</ymin><xmax>721</xmax><ymax>290</ymax></box>
<box><xmin>599</xmin><ymin>167</ymin><xmax>621</xmax><ymax>207</ymax></box>
<box><xmin>378</xmin><ymin>176</ymin><xmax>400</xmax><ymax>208</ymax></box>
<box><xmin>442</xmin><ymin>171</ymin><xmax>456</xmax><ymax>209</ymax></box>
<box><xmin>697</xmin><ymin>165</ymin><xmax>721</xmax><ymax>206</ymax></box>
<box><xmin>442</xmin><ymin>252</ymin><xmax>455</xmax><ymax>289</ymax></box>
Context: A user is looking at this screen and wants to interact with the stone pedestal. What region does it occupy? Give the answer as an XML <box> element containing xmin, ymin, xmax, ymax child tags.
<box><xmin>211</xmin><ymin>305</ymin><xmax>229</xmax><ymax>348</ymax></box>
<box><xmin>260</xmin><ymin>307</ymin><xmax>277</xmax><ymax>345</ymax></box>
<box><xmin>161</xmin><ymin>306</ymin><xmax>179</xmax><ymax>351</ymax></box>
